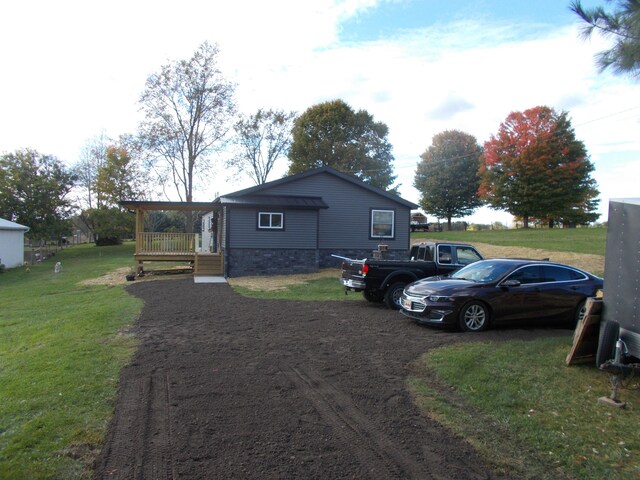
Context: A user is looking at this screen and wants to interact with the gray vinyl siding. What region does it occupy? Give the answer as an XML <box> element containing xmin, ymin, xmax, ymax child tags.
<box><xmin>228</xmin><ymin>207</ymin><xmax>317</xmax><ymax>249</ymax></box>
<box><xmin>254</xmin><ymin>172</ymin><xmax>411</xmax><ymax>250</ymax></box>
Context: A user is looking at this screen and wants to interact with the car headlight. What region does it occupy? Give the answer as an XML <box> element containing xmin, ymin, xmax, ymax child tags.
<box><xmin>428</xmin><ymin>295</ymin><xmax>452</xmax><ymax>302</ymax></box>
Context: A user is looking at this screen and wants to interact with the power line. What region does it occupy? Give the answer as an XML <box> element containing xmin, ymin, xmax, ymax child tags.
<box><xmin>574</xmin><ymin>106</ymin><xmax>640</xmax><ymax>127</ymax></box>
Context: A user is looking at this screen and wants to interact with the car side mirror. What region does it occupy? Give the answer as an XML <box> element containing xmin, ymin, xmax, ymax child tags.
<box><xmin>502</xmin><ymin>279</ymin><xmax>521</xmax><ymax>287</ymax></box>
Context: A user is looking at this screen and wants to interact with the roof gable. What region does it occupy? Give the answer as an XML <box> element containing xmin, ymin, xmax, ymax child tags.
<box><xmin>0</xmin><ymin>218</ymin><xmax>29</xmax><ymax>231</ymax></box>
<box><xmin>221</xmin><ymin>166</ymin><xmax>417</xmax><ymax>209</ymax></box>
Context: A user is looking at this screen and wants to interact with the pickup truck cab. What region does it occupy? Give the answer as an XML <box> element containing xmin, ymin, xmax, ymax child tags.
<box><xmin>340</xmin><ymin>242</ymin><xmax>483</xmax><ymax>309</ymax></box>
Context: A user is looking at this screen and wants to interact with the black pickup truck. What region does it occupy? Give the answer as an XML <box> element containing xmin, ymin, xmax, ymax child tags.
<box><xmin>340</xmin><ymin>242</ymin><xmax>483</xmax><ymax>309</ymax></box>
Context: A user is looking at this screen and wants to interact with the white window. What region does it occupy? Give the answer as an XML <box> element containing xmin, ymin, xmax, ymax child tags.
<box><xmin>258</xmin><ymin>212</ymin><xmax>284</xmax><ymax>229</ymax></box>
<box><xmin>371</xmin><ymin>209</ymin><xmax>394</xmax><ymax>238</ymax></box>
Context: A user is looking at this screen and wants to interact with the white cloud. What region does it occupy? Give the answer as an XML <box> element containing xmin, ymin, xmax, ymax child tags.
<box><xmin>1</xmin><ymin>1</ymin><xmax>637</xmax><ymax>225</ymax></box>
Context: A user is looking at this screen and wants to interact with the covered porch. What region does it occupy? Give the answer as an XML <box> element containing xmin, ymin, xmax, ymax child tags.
<box><xmin>120</xmin><ymin>201</ymin><xmax>223</xmax><ymax>277</ymax></box>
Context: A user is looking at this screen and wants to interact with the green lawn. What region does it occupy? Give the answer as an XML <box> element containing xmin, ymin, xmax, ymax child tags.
<box><xmin>414</xmin><ymin>227</ymin><xmax>607</xmax><ymax>256</ymax></box>
<box><xmin>0</xmin><ymin>243</ymin><xmax>141</xmax><ymax>479</ymax></box>
<box><xmin>409</xmin><ymin>338</ymin><xmax>640</xmax><ymax>480</ymax></box>
<box><xmin>232</xmin><ymin>276</ymin><xmax>358</xmax><ymax>301</ymax></box>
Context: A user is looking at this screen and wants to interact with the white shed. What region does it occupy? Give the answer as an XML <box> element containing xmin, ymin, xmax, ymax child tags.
<box><xmin>0</xmin><ymin>218</ymin><xmax>29</xmax><ymax>269</ymax></box>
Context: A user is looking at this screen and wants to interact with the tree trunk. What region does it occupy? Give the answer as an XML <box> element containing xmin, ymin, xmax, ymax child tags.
<box><xmin>185</xmin><ymin>188</ymin><xmax>193</xmax><ymax>233</ymax></box>
<box><xmin>447</xmin><ymin>216</ymin><xmax>452</xmax><ymax>231</ymax></box>
<box><xmin>523</xmin><ymin>215</ymin><xmax>530</xmax><ymax>228</ymax></box>
<box><xmin>185</xmin><ymin>210</ymin><xmax>194</xmax><ymax>233</ymax></box>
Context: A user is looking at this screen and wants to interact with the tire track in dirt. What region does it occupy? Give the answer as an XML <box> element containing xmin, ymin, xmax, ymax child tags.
<box><xmin>280</xmin><ymin>362</ymin><xmax>433</xmax><ymax>480</ymax></box>
<box><xmin>141</xmin><ymin>371</ymin><xmax>176</xmax><ymax>480</ymax></box>
<box><xmin>98</xmin><ymin>371</ymin><xmax>175</xmax><ymax>479</ymax></box>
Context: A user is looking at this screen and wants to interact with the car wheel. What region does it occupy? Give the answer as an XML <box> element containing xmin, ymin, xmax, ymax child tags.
<box><xmin>596</xmin><ymin>320</ymin><xmax>620</xmax><ymax>368</ymax></box>
<box><xmin>363</xmin><ymin>290</ymin><xmax>384</xmax><ymax>303</ymax></box>
<box><xmin>573</xmin><ymin>300</ymin><xmax>587</xmax><ymax>327</ymax></box>
<box><xmin>459</xmin><ymin>301</ymin><xmax>489</xmax><ymax>332</ymax></box>
<box><xmin>384</xmin><ymin>282</ymin><xmax>407</xmax><ymax>310</ymax></box>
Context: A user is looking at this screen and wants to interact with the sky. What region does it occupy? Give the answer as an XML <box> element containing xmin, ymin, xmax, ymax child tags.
<box><xmin>1</xmin><ymin>0</ymin><xmax>638</xmax><ymax>226</ymax></box>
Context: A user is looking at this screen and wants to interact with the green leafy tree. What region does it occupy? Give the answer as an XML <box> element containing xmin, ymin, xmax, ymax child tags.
<box><xmin>137</xmin><ymin>41</ymin><xmax>236</xmax><ymax>230</ymax></box>
<box><xmin>571</xmin><ymin>0</ymin><xmax>640</xmax><ymax>78</ymax></box>
<box><xmin>554</xmin><ymin>196</ymin><xmax>601</xmax><ymax>227</ymax></box>
<box><xmin>229</xmin><ymin>109</ymin><xmax>297</xmax><ymax>185</ymax></box>
<box><xmin>95</xmin><ymin>145</ymin><xmax>146</xmax><ymax>207</ymax></box>
<box><xmin>0</xmin><ymin>149</ymin><xmax>75</xmax><ymax>241</ymax></box>
<box><xmin>81</xmin><ymin>207</ymin><xmax>135</xmax><ymax>246</ymax></box>
<box><xmin>414</xmin><ymin>130</ymin><xmax>484</xmax><ymax>230</ymax></box>
<box><xmin>480</xmin><ymin>106</ymin><xmax>599</xmax><ymax>228</ymax></box>
<box><xmin>288</xmin><ymin>99</ymin><xmax>397</xmax><ymax>191</ymax></box>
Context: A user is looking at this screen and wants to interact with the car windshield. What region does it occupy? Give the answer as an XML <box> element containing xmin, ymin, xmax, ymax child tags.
<box><xmin>451</xmin><ymin>260</ymin><xmax>515</xmax><ymax>283</ymax></box>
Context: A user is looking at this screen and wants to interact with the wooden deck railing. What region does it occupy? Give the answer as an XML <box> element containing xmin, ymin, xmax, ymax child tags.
<box><xmin>136</xmin><ymin>232</ymin><xmax>197</xmax><ymax>255</ymax></box>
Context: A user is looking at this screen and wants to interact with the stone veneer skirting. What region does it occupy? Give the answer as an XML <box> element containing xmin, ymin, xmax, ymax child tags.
<box><xmin>226</xmin><ymin>247</ymin><xmax>409</xmax><ymax>277</ymax></box>
<box><xmin>227</xmin><ymin>248</ymin><xmax>319</xmax><ymax>277</ymax></box>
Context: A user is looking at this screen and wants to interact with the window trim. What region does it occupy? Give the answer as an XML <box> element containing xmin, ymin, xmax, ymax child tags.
<box><xmin>257</xmin><ymin>211</ymin><xmax>284</xmax><ymax>230</ymax></box>
<box><xmin>499</xmin><ymin>264</ymin><xmax>589</xmax><ymax>286</ymax></box>
<box><xmin>370</xmin><ymin>208</ymin><xmax>395</xmax><ymax>239</ymax></box>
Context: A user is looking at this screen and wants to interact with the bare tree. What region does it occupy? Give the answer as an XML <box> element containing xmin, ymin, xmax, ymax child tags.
<box><xmin>137</xmin><ymin>42</ymin><xmax>236</xmax><ymax>229</ymax></box>
<box><xmin>228</xmin><ymin>109</ymin><xmax>296</xmax><ymax>185</ymax></box>
<box><xmin>72</xmin><ymin>131</ymin><xmax>109</xmax><ymax>209</ymax></box>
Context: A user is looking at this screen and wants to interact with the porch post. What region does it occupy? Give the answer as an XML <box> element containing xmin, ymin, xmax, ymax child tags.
<box><xmin>135</xmin><ymin>208</ymin><xmax>144</xmax><ymax>254</ymax></box>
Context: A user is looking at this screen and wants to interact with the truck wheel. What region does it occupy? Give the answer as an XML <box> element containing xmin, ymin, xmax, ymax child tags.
<box><xmin>458</xmin><ymin>301</ymin><xmax>489</xmax><ymax>332</ymax></box>
<box><xmin>596</xmin><ymin>320</ymin><xmax>620</xmax><ymax>368</ymax></box>
<box><xmin>363</xmin><ymin>290</ymin><xmax>384</xmax><ymax>303</ymax></box>
<box><xmin>384</xmin><ymin>282</ymin><xmax>407</xmax><ymax>310</ymax></box>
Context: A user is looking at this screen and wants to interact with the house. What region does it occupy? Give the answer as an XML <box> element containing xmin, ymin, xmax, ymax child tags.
<box><xmin>411</xmin><ymin>212</ymin><xmax>428</xmax><ymax>223</ymax></box>
<box><xmin>121</xmin><ymin>167</ymin><xmax>418</xmax><ymax>278</ymax></box>
<box><xmin>211</xmin><ymin>166</ymin><xmax>418</xmax><ymax>277</ymax></box>
<box><xmin>0</xmin><ymin>218</ymin><xmax>29</xmax><ymax>269</ymax></box>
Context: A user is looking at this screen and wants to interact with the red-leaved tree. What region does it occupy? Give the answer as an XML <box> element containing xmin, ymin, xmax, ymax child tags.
<box><xmin>480</xmin><ymin>106</ymin><xmax>599</xmax><ymax>228</ymax></box>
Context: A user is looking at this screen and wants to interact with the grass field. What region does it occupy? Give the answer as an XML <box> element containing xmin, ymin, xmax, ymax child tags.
<box><xmin>229</xmin><ymin>269</ymin><xmax>355</xmax><ymax>301</ymax></box>
<box><xmin>409</xmin><ymin>338</ymin><xmax>640</xmax><ymax>480</ymax></box>
<box><xmin>414</xmin><ymin>227</ymin><xmax>607</xmax><ymax>256</ymax></box>
<box><xmin>0</xmin><ymin>243</ymin><xmax>140</xmax><ymax>479</ymax></box>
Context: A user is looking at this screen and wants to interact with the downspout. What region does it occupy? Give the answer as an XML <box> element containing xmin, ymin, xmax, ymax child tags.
<box><xmin>316</xmin><ymin>208</ymin><xmax>321</xmax><ymax>269</ymax></box>
<box><xmin>223</xmin><ymin>206</ymin><xmax>230</xmax><ymax>278</ymax></box>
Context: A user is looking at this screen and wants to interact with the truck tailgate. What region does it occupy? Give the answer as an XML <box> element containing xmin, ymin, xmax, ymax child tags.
<box><xmin>340</xmin><ymin>259</ymin><xmax>366</xmax><ymax>291</ymax></box>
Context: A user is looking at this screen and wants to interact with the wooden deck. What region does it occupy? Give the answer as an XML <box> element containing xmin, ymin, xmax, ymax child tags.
<box><xmin>134</xmin><ymin>232</ymin><xmax>223</xmax><ymax>276</ymax></box>
<box><xmin>119</xmin><ymin>201</ymin><xmax>225</xmax><ymax>277</ymax></box>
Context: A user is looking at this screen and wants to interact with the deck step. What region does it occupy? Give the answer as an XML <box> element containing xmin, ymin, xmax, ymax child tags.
<box><xmin>195</xmin><ymin>254</ymin><xmax>223</xmax><ymax>275</ymax></box>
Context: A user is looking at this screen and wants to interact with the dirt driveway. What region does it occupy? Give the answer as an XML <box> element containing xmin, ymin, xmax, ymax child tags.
<box><xmin>94</xmin><ymin>279</ymin><xmax>568</xmax><ymax>479</ymax></box>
